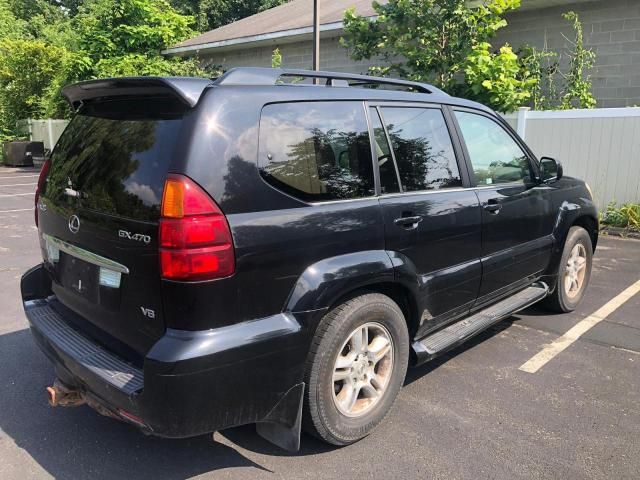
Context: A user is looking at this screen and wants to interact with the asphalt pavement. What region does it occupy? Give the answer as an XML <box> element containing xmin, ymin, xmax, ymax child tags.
<box><xmin>0</xmin><ymin>164</ymin><xmax>638</xmax><ymax>480</ymax></box>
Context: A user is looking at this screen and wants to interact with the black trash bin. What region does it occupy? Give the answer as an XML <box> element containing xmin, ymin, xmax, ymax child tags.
<box><xmin>2</xmin><ymin>141</ymin><xmax>45</xmax><ymax>167</ymax></box>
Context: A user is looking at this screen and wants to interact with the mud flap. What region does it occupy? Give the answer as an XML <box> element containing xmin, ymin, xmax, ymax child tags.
<box><xmin>256</xmin><ymin>382</ymin><xmax>304</xmax><ymax>452</ymax></box>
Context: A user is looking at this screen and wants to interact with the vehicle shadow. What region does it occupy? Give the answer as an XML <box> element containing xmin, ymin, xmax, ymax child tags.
<box><xmin>0</xmin><ymin>315</ymin><xmax>530</xmax><ymax>474</ymax></box>
<box><xmin>0</xmin><ymin>328</ymin><xmax>277</xmax><ymax>479</ymax></box>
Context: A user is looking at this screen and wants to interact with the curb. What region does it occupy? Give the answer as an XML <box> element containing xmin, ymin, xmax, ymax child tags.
<box><xmin>600</xmin><ymin>226</ymin><xmax>640</xmax><ymax>240</ymax></box>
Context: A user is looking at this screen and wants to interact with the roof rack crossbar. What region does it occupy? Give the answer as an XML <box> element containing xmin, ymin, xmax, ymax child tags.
<box><xmin>214</xmin><ymin>67</ymin><xmax>447</xmax><ymax>96</ymax></box>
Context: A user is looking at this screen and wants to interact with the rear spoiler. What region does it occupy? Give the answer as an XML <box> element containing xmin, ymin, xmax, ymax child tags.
<box><xmin>62</xmin><ymin>77</ymin><xmax>214</xmax><ymax>110</ymax></box>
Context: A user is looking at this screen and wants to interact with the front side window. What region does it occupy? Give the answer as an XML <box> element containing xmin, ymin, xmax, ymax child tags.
<box><xmin>379</xmin><ymin>107</ymin><xmax>462</xmax><ymax>192</ymax></box>
<box><xmin>259</xmin><ymin>102</ymin><xmax>374</xmax><ymax>202</ymax></box>
<box><xmin>454</xmin><ymin>111</ymin><xmax>533</xmax><ymax>185</ymax></box>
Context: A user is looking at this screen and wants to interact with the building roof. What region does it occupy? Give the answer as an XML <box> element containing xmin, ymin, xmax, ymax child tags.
<box><xmin>164</xmin><ymin>0</ymin><xmax>599</xmax><ymax>56</ymax></box>
<box><xmin>164</xmin><ymin>0</ymin><xmax>384</xmax><ymax>56</ymax></box>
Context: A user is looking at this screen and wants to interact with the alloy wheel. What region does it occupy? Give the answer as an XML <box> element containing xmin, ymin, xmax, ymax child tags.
<box><xmin>331</xmin><ymin>322</ymin><xmax>394</xmax><ymax>418</ymax></box>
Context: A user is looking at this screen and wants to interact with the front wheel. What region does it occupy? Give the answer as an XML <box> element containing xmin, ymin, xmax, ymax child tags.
<box><xmin>303</xmin><ymin>293</ymin><xmax>409</xmax><ymax>445</ymax></box>
<box><xmin>544</xmin><ymin>226</ymin><xmax>593</xmax><ymax>312</ymax></box>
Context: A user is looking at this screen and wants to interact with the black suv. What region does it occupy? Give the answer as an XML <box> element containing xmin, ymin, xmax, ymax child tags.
<box><xmin>21</xmin><ymin>68</ymin><xmax>598</xmax><ymax>451</ymax></box>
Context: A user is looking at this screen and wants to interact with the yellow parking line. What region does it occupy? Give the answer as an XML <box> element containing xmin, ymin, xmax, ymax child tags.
<box><xmin>519</xmin><ymin>279</ymin><xmax>640</xmax><ymax>373</ymax></box>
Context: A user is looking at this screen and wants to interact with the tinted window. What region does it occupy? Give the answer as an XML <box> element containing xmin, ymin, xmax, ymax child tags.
<box><xmin>369</xmin><ymin>107</ymin><xmax>400</xmax><ymax>194</ymax></box>
<box><xmin>380</xmin><ymin>107</ymin><xmax>461</xmax><ymax>192</ymax></box>
<box><xmin>46</xmin><ymin>97</ymin><xmax>186</xmax><ymax>221</ymax></box>
<box><xmin>259</xmin><ymin>102</ymin><xmax>374</xmax><ymax>202</ymax></box>
<box><xmin>455</xmin><ymin>111</ymin><xmax>532</xmax><ymax>185</ymax></box>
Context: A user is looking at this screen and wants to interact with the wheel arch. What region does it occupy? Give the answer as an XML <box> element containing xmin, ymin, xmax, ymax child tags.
<box><xmin>572</xmin><ymin>214</ymin><xmax>598</xmax><ymax>252</ymax></box>
<box><xmin>324</xmin><ymin>282</ymin><xmax>421</xmax><ymax>339</ymax></box>
<box><xmin>285</xmin><ymin>251</ymin><xmax>421</xmax><ymax>339</ymax></box>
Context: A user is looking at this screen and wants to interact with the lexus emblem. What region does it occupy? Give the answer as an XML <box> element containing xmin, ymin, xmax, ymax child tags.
<box><xmin>68</xmin><ymin>215</ymin><xmax>80</xmax><ymax>234</ymax></box>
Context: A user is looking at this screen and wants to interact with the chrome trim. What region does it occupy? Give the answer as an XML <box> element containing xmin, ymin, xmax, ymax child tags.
<box><xmin>305</xmin><ymin>182</ymin><xmax>533</xmax><ymax>205</ymax></box>
<box><xmin>43</xmin><ymin>234</ymin><xmax>129</xmax><ymax>275</ymax></box>
<box><xmin>377</xmin><ymin>186</ymin><xmax>469</xmax><ymax>200</ymax></box>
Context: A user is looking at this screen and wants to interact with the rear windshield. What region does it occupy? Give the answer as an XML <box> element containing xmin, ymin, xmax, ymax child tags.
<box><xmin>45</xmin><ymin>97</ymin><xmax>186</xmax><ymax>221</ymax></box>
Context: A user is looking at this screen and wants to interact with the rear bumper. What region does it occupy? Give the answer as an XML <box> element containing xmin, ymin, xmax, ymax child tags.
<box><xmin>21</xmin><ymin>264</ymin><xmax>310</xmax><ymax>438</ymax></box>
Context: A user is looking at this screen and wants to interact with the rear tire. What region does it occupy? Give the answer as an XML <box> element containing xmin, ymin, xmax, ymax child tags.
<box><xmin>302</xmin><ymin>293</ymin><xmax>409</xmax><ymax>445</ymax></box>
<box><xmin>544</xmin><ymin>226</ymin><xmax>593</xmax><ymax>312</ymax></box>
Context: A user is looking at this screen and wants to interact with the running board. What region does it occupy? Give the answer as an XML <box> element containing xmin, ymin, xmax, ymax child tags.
<box><xmin>412</xmin><ymin>283</ymin><xmax>548</xmax><ymax>365</ymax></box>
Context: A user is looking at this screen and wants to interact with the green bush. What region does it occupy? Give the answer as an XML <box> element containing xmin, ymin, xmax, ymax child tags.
<box><xmin>0</xmin><ymin>38</ymin><xmax>69</xmax><ymax>137</ymax></box>
<box><xmin>602</xmin><ymin>202</ymin><xmax>640</xmax><ymax>231</ymax></box>
<box><xmin>464</xmin><ymin>42</ymin><xmax>536</xmax><ymax>113</ymax></box>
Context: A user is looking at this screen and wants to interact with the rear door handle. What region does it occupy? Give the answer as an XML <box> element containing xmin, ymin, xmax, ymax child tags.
<box><xmin>394</xmin><ymin>216</ymin><xmax>423</xmax><ymax>228</ymax></box>
<box><xmin>483</xmin><ymin>203</ymin><xmax>501</xmax><ymax>214</ymax></box>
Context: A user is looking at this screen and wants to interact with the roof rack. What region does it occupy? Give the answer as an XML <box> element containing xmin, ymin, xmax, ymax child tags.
<box><xmin>214</xmin><ymin>67</ymin><xmax>448</xmax><ymax>96</ymax></box>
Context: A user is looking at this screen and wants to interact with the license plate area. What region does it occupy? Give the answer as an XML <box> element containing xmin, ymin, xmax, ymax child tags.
<box><xmin>42</xmin><ymin>234</ymin><xmax>127</xmax><ymax>311</ymax></box>
<box><xmin>59</xmin><ymin>253</ymin><xmax>100</xmax><ymax>303</ymax></box>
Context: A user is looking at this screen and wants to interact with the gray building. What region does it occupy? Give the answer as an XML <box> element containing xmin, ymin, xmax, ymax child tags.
<box><xmin>163</xmin><ymin>0</ymin><xmax>640</xmax><ymax>107</ymax></box>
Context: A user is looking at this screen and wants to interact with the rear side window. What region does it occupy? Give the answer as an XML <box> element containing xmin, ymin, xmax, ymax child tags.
<box><xmin>379</xmin><ymin>107</ymin><xmax>462</xmax><ymax>192</ymax></box>
<box><xmin>46</xmin><ymin>97</ymin><xmax>186</xmax><ymax>221</ymax></box>
<box><xmin>259</xmin><ymin>102</ymin><xmax>374</xmax><ymax>202</ymax></box>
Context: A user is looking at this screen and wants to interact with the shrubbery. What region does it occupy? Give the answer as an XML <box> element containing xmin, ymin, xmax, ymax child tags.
<box><xmin>0</xmin><ymin>0</ymin><xmax>212</xmax><ymax>140</ymax></box>
<box><xmin>342</xmin><ymin>0</ymin><xmax>596</xmax><ymax>113</ymax></box>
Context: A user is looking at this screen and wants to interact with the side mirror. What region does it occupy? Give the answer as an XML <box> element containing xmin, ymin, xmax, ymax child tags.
<box><xmin>540</xmin><ymin>156</ymin><xmax>563</xmax><ymax>182</ymax></box>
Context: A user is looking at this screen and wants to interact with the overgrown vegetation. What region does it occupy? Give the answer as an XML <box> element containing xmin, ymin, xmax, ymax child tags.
<box><xmin>342</xmin><ymin>1</ymin><xmax>597</xmax><ymax>113</ymax></box>
<box><xmin>520</xmin><ymin>12</ymin><xmax>596</xmax><ymax>110</ymax></box>
<box><xmin>601</xmin><ymin>202</ymin><xmax>640</xmax><ymax>232</ymax></box>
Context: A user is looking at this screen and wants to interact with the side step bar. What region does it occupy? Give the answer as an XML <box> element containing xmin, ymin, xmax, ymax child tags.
<box><xmin>412</xmin><ymin>283</ymin><xmax>548</xmax><ymax>365</ymax></box>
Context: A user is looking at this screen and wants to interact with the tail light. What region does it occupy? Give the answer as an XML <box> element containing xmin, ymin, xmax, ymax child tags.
<box><xmin>34</xmin><ymin>158</ymin><xmax>51</xmax><ymax>227</ymax></box>
<box><xmin>159</xmin><ymin>174</ymin><xmax>235</xmax><ymax>281</ymax></box>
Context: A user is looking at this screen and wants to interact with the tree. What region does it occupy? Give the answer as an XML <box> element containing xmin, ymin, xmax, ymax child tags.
<box><xmin>51</xmin><ymin>0</ymin><xmax>206</xmax><ymax>84</ymax></box>
<box><xmin>75</xmin><ymin>0</ymin><xmax>195</xmax><ymax>59</ymax></box>
<box><xmin>342</xmin><ymin>0</ymin><xmax>541</xmax><ymax>112</ymax></box>
<box><xmin>0</xmin><ymin>39</ymin><xmax>69</xmax><ymax>136</ymax></box>
<box><xmin>465</xmin><ymin>42</ymin><xmax>536</xmax><ymax>113</ymax></box>
<box><xmin>0</xmin><ymin>0</ymin><xmax>211</xmax><ymax>138</ymax></box>
<box><xmin>343</xmin><ymin>0</ymin><xmax>520</xmax><ymax>89</ymax></box>
<box><xmin>0</xmin><ymin>0</ymin><xmax>27</xmax><ymax>40</ymax></box>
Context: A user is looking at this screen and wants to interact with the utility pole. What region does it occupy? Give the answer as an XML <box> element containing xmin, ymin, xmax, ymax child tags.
<box><xmin>312</xmin><ymin>0</ymin><xmax>320</xmax><ymax>71</ymax></box>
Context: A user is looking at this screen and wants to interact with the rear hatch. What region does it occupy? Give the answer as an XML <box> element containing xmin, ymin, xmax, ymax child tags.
<box><xmin>37</xmin><ymin>95</ymin><xmax>191</xmax><ymax>361</ymax></box>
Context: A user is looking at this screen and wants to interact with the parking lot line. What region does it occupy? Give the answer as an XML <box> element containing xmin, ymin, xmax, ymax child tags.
<box><xmin>0</xmin><ymin>174</ymin><xmax>39</xmax><ymax>179</ymax></box>
<box><xmin>519</xmin><ymin>278</ymin><xmax>640</xmax><ymax>373</ymax></box>
<box><xmin>0</xmin><ymin>208</ymin><xmax>33</xmax><ymax>213</ymax></box>
<box><xmin>0</xmin><ymin>193</ymin><xmax>34</xmax><ymax>197</ymax></box>
<box><xmin>0</xmin><ymin>183</ymin><xmax>37</xmax><ymax>187</ymax></box>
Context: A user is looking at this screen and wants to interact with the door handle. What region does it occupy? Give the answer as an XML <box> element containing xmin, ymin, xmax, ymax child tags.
<box><xmin>483</xmin><ymin>203</ymin><xmax>501</xmax><ymax>214</ymax></box>
<box><xmin>394</xmin><ymin>215</ymin><xmax>423</xmax><ymax>228</ymax></box>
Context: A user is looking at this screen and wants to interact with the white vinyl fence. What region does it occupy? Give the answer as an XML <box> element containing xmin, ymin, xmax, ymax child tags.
<box><xmin>17</xmin><ymin>118</ymin><xmax>69</xmax><ymax>151</ymax></box>
<box><xmin>503</xmin><ymin>107</ymin><xmax>640</xmax><ymax>211</ymax></box>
